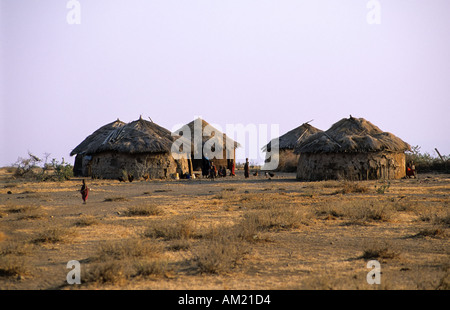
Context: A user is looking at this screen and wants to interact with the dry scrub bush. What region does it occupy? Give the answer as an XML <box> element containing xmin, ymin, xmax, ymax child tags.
<box><xmin>0</xmin><ymin>238</ymin><xmax>33</xmax><ymax>278</ymax></box>
<box><xmin>85</xmin><ymin>239</ymin><xmax>168</xmax><ymax>284</ymax></box>
<box><xmin>144</xmin><ymin>216</ymin><xmax>198</xmax><ymax>240</ymax></box>
<box><xmin>104</xmin><ymin>196</ymin><xmax>129</xmax><ymax>202</ymax></box>
<box><xmin>0</xmin><ymin>256</ymin><xmax>30</xmax><ymax>278</ymax></box>
<box><xmin>241</xmin><ymin>205</ymin><xmax>306</xmax><ymax>232</ymax></box>
<box><xmin>74</xmin><ymin>215</ymin><xmax>100</xmax><ymax>227</ymax></box>
<box><xmin>315</xmin><ymin>200</ymin><xmax>393</xmax><ymax>224</ymax></box>
<box><xmin>33</xmin><ymin>228</ymin><xmax>76</xmax><ymax>244</ymax></box>
<box><xmin>361</xmin><ymin>241</ymin><xmax>399</xmax><ymax>260</ymax></box>
<box><xmin>84</xmin><ymin>261</ymin><xmax>129</xmax><ymax>285</ymax></box>
<box><xmin>335</xmin><ymin>181</ymin><xmax>369</xmax><ymax>194</ymax></box>
<box><xmin>134</xmin><ymin>260</ymin><xmax>169</xmax><ymax>277</ymax></box>
<box><xmin>12</xmin><ymin>206</ymin><xmax>47</xmax><ymax>220</ymax></box>
<box><xmin>94</xmin><ymin>239</ymin><xmax>161</xmax><ymax>261</ymax></box>
<box><xmin>125</xmin><ymin>204</ymin><xmax>163</xmax><ymax>216</ymax></box>
<box><xmin>0</xmin><ymin>241</ymin><xmax>34</xmax><ymax>256</ymax></box>
<box><xmin>193</xmin><ymin>226</ymin><xmax>247</xmax><ymax>274</ymax></box>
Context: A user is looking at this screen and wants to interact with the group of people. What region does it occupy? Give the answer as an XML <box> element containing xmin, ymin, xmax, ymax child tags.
<box><xmin>202</xmin><ymin>157</ymin><xmax>236</xmax><ymax>180</ymax></box>
<box><xmin>208</xmin><ymin>163</ymin><xmax>228</xmax><ymax>179</ymax></box>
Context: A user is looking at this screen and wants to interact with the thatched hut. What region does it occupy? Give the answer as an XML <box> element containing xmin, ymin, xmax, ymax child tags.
<box><xmin>71</xmin><ymin>119</ymin><xmax>126</xmax><ymax>176</ymax></box>
<box><xmin>70</xmin><ymin>117</ymin><xmax>190</xmax><ymax>179</ymax></box>
<box><xmin>294</xmin><ymin>116</ymin><xmax>411</xmax><ymax>181</ymax></box>
<box><xmin>262</xmin><ymin>123</ymin><xmax>322</xmax><ymax>172</ymax></box>
<box><xmin>174</xmin><ymin>118</ymin><xmax>240</xmax><ymax>172</ymax></box>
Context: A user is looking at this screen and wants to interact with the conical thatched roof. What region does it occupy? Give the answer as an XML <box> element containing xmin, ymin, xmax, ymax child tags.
<box><xmin>70</xmin><ymin>119</ymin><xmax>126</xmax><ymax>156</ymax></box>
<box><xmin>294</xmin><ymin>116</ymin><xmax>411</xmax><ymax>154</ymax></box>
<box><xmin>262</xmin><ymin>123</ymin><xmax>322</xmax><ymax>152</ymax></box>
<box><xmin>174</xmin><ymin>118</ymin><xmax>240</xmax><ymax>149</ymax></box>
<box><xmin>71</xmin><ymin>117</ymin><xmax>185</xmax><ymax>156</ymax></box>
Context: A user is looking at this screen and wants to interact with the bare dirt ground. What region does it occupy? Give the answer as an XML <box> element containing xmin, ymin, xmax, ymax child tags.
<box><xmin>0</xmin><ymin>167</ymin><xmax>449</xmax><ymax>290</ymax></box>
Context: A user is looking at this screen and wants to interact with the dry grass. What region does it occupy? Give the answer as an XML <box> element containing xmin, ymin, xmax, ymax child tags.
<box><xmin>74</xmin><ymin>215</ymin><xmax>100</xmax><ymax>227</ymax></box>
<box><xmin>144</xmin><ymin>216</ymin><xmax>199</xmax><ymax>240</ymax></box>
<box><xmin>0</xmin><ymin>168</ymin><xmax>448</xmax><ymax>290</ymax></box>
<box><xmin>0</xmin><ymin>256</ymin><xmax>30</xmax><ymax>278</ymax></box>
<box><xmin>94</xmin><ymin>239</ymin><xmax>161</xmax><ymax>261</ymax></box>
<box><xmin>33</xmin><ymin>228</ymin><xmax>76</xmax><ymax>244</ymax></box>
<box><xmin>104</xmin><ymin>196</ymin><xmax>129</xmax><ymax>202</ymax></box>
<box><xmin>335</xmin><ymin>181</ymin><xmax>369</xmax><ymax>194</ymax></box>
<box><xmin>124</xmin><ymin>204</ymin><xmax>164</xmax><ymax>216</ymax></box>
<box><xmin>360</xmin><ymin>241</ymin><xmax>400</xmax><ymax>260</ymax></box>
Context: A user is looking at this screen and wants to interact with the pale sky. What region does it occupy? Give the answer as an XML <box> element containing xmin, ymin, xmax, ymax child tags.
<box><xmin>1</xmin><ymin>0</ymin><xmax>449</xmax><ymax>166</ymax></box>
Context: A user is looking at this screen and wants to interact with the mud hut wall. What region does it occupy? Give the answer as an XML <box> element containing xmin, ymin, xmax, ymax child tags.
<box><xmin>191</xmin><ymin>147</ymin><xmax>235</xmax><ymax>171</ymax></box>
<box><xmin>277</xmin><ymin>149</ymin><xmax>299</xmax><ymax>172</ymax></box>
<box><xmin>90</xmin><ymin>152</ymin><xmax>188</xmax><ymax>179</ymax></box>
<box><xmin>296</xmin><ymin>152</ymin><xmax>406</xmax><ymax>181</ymax></box>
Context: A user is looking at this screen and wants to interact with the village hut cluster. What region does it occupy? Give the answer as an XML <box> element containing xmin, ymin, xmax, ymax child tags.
<box><xmin>71</xmin><ymin>115</ymin><xmax>411</xmax><ymax>181</ymax></box>
<box><xmin>71</xmin><ymin>117</ymin><xmax>239</xmax><ymax>181</ymax></box>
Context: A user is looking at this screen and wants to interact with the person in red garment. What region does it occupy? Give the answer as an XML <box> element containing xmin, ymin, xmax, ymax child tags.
<box><xmin>406</xmin><ymin>161</ymin><xmax>416</xmax><ymax>178</ymax></box>
<box><xmin>80</xmin><ymin>179</ymin><xmax>89</xmax><ymax>204</ymax></box>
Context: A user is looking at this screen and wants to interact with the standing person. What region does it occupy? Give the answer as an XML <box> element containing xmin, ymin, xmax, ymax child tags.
<box><xmin>202</xmin><ymin>156</ymin><xmax>210</xmax><ymax>178</ymax></box>
<box><xmin>228</xmin><ymin>159</ymin><xmax>236</xmax><ymax>177</ymax></box>
<box><xmin>80</xmin><ymin>179</ymin><xmax>89</xmax><ymax>204</ymax></box>
<box><xmin>244</xmin><ymin>158</ymin><xmax>250</xmax><ymax>178</ymax></box>
<box><xmin>209</xmin><ymin>162</ymin><xmax>217</xmax><ymax>179</ymax></box>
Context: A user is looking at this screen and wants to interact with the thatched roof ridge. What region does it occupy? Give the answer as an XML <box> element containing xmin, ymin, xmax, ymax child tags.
<box><xmin>294</xmin><ymin>117</ymin><xmax>411</xmax><ymax>154</ymax></box>
<box><xmin>70</xmin><ymin>119</ymin><xmax>125</xmax><ymax>156</ymax></box>
<box><xmin>84</xmin><ymin>117</ymin><xmax>179</xmax><ymax>155</ymax></box>
<box><xmin>175</xmin><ymin>118</ymin><xmax>240</xmax><ymax>149</ymax></box>
<box><xmin>262</xmin><ymin>123</ymin><xmax>322</xmax><ymax>152</ymax></box>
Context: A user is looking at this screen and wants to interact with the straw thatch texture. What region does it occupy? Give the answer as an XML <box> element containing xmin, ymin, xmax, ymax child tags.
<box><xmin>295</xmin><ymin>117</ymin><xmax>411</xmax><ymax>154</ymax></box>
<box><xmin>295</xmin><ymin>117</ymin><xmax>411</xmax><ymax>180</ymax></box>
<box><xmin>262</xmin><ymin>123</ymin><xmax>322</xmax><ymax>152</ymax></box>
<box><xmin>174</xmin><ymin>118</ymin><xmax>240</xmax><ymax>171</ymax></box>
<box><xmin>83</xmin><ymin>118</ymin><xmax>177</xmax><ymax>155</ymax></box>
<box><xmin>70</xmin><ymin>119</ymin><xmax>126</xmax><ymax>157</ymax></box>
<box><xmin>70</xmin><ymin>117</ymin><xmax>189</xmax><ymax>179</ymax></box>
<box><xmin>262</xmin><ymin>123</ymin><xmax>322</xmax><ymax>172</ymax></box>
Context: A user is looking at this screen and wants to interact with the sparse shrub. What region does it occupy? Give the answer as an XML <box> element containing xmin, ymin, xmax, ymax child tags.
<box><xmin>375</xmin><ymin>182</ymin><xmax>390</xmax><ymax>194</ymax></box>
<box><xmin>125</xmin><ymin>204</ymin><xmax>163</xmax><ymax>216</ymax></box>
<box><xmin>193</xmin><ymin>233</ymin><xmax>246</xmax><ymax>274</ymax></box>
<box><xmin>94</xmin><ymin>239</ymin><xmax>161</xmax><ymax>261</ymax></box>
<box><xmin>338</xmin><ymin>181</ymin><xmax>369</xmax><ymax>194</ymax></box>
<box><xmin>84</xmin><ymin>261</ymin><xmax>129</xmax><ymax>285</ymax></box>
<box><xmin>74</xmin><ymin>215</ymin><xmax>100</xmax><ymax>227</ymax></box>
<box><xmin>33</xmin><ymin>228</ymin><xmax>75</xmax><ymax>244</ymax></box>
<box><xmin>241</xmin><ymin>206</ymin><xmax>304</xmax><ymax>232</ymax></box>
<box><xmin>12</xmin><ymin>152</ymin><xmax>73</xmax><ymax>182</ymax></box>
<box><xmin>314</xmin><ymin>204</ymin><xmax>345</xmax><ymax>220</ymax></box>
<box><xmin>413</xmin><ymin>228</ymin><xmax>446</xmax><ymax>238</ymax></box>
<box><xmin>0</xmin><ymin>241</ymin><xmax>34</xmax><ymax>256</ymax></box>
<box><xmin>12</xmin><ymin>206</ymin><xmax>47</xmax><ymax>220</ymax></box>
<box><xmin>361</xmin><ymin>242</ymin><xmax>399</xmax><ymax>260</ymax></box>
<box><xmin>0</xmin><ymin>256</ymin><xmax>30</xmax><ymax>278</ymax></box>
<box><xmin>144</xmin><ymin>216</ymin><xmax>197</xmax><ymax>240</ymax></box>
<box><xmin>167</xmin><ymin>239</ymin><xmax>191</xmax><ymax>251</ymax></box>
<box><xmin>104</xmin><ymin>196</ymin><xmax>129</xmax><ymax>202</ymax></box>
<box><xmin>134</xmin><ymin>259</ymin><xmax>169</xmax><ymax>277</ymax></box>
<box><xmin>406</xmin><ymin>145</ymin><xmax>450</xmax><ymax>173</ymax></box>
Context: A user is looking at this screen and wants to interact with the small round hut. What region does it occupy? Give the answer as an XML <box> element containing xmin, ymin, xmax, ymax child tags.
<box><xmin>71</xmin><ymin>119</ymin><xmax>126</xmax><ymax>177</ymax></box>
<box><xmin>70</xmin><ymin>117</ymin><xmax>190</xmax><ymax>180</ymax></box>
<box><xmin>294</xmin><ymin>116</ymin><xmax>411</xmax><ymax>181</ymax></box>
<box><xmin>262</xmin><ymin>123</ymin><xmax>322</xmax><ymax>172</ymax></box>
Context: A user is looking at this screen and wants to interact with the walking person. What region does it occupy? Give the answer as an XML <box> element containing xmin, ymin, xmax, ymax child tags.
<box><xmin>80</xmin><ymin>179</ymin><xmax>89</xmax><ymax>204</ymax></box>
